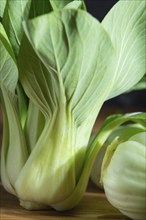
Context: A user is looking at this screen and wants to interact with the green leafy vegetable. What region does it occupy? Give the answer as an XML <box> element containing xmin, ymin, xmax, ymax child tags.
<box><xmin>0</xmin><ymin>0</ymin><xmax>145</xmax><ymax>211</ymax></box>
<box><xmin>101</xmin><ymin>132</ymin><xmax>146</xmax><ymax>220</ymax></box>
<box><xmin>90</xmin><ymin>123</ymin><xmax>145</xmax><ymax>189</ymax></box>
<box><xmin>16</xmin><ymin>9</ymin><xmax>114</xmax><ymax>209</ymax></box>
<box><xmin>90</xmin><ymin>111</ymin><xmax>146</xmax><ymax>219</ymax></box>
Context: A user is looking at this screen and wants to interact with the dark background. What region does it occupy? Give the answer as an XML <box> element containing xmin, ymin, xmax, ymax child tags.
<box><xmin>84</xmin><ymin>0</ymin><xmax>146</xmax><ymax>109</ymax></box>
<box><xmin>85</xmin><ymin>0</ymin><xmax>118</xmax><ymax>21</ymax></box>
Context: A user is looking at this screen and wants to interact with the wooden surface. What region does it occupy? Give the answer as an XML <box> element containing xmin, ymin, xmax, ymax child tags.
<box><xmin>0</xmin><ymin>182</ymin><xmax>129</xmax><ymax>220</ymax></box>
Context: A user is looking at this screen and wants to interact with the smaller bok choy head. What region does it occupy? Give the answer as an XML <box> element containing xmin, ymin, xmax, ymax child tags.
<box><xmin>90</xmin><ymin>123</ymin><xmax>145</xmax><ymax>189</ymax></box>
<box><xmin>101</xmin><ymin>132</ymin><xmax>146</xmax><ymax>220</ymax></box>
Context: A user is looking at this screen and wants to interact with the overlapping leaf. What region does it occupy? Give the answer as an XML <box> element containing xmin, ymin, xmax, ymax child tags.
<box><xmin>28</xmin><ymin>0</ymin><xmax>53</xmax><ymax>19</ymax></box>
<box><xmin>2</xmin><ymin>0</ymin><xmax>31</xmax><ymax>57</ymax></box>
<box><xmin>0</xmin><ymin>0</ymin><xmax>6</xmax><ymax>18</ymax></box>
<box><xmin>50</xmin><ymin>0</ymin><xmax>86</xmax><ymax>10</ymax></box>
<box><xmin>19</xmin><ymin>9</ymin><xmax>114</xmax><ymax>128</ymax></box>
<box><xmin>0</xmin><ymin>24</ymin><xmax>18</xmax><ymax>93</ymax></box>
<box><xmin>2</xmin><ymin>0</ymin><xmax>86</xmax><ymax>58</ymax></box>
<box><xmin>0</xmin><ymin>84</ymin><xmax>29</xmax><ymax>197</ymax></box>
<box><xmin>102</xmin><ymin>0</ymin><xmax>146</xmax><ymax>99</ymax></box>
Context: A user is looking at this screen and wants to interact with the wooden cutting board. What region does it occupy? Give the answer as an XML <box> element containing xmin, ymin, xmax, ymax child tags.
<box><xmin>0</xmin><ymin>182</ymin><xmax>129</xmax><ymax>220</ymax></box>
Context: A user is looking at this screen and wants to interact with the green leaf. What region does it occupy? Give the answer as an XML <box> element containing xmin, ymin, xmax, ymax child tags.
<box><xmin>2</xmin><ymin>0</ymin><xmax>57</xmax><ymax>59</ymax></box>
<box><xmin>29</xmin><ymin>0</ymin><xmax>53</xmax><ymax>19</ymax></box>
<box><xmin>2</xmin><ymin>0</ymin><xmax>31</xmax><ymax>57</ymax></box>
<box><xmin>50</xmin><ymin>0</ymin><xmax>72</xmax><ymax>9</ymax></box>
<box><xmin>102</xmin><ymin>0</ymin><xmax>146</xmax><ymax>99</ymax></box>
<box><xmin>16</xmin><ymin>83</ymin><xmax>28</xmax><ymax>128</ymax></box>
<box><xmin>0</xmin><ymin>25</ymin><xmax>27</xmax><ymax>176</ymax></box>
<box><xmin>0</xmin><ymin>93</ymin><xmax>16</xmax><ymax>195</ymax></box>
<box><xmin>64</xmin><ymin>0</ymin><xmax>86</xmax><ymax>10</ymax></box>
<box><xmin>0</xmin><ymin>0</ymin><xmax>6</xmax><ymax>18</ymax></box>
<box><xmin>24</xmin><ymin>100</ymin><xmax>45</xmax><ymax>152</ymax></box>
<box><xmin>92</xmin><ymin>112</ymin><xmax>146</xmax><ymax>146</ymax></box>
<box><xmin>1</xmin><ymin>85</ymin><xmax>28</xmax><ymax>188</ymax></box>
<box><xmin>0</xmin><ymin>23</ymin><xmax>18</xmax><ymax>93</ymax></box>
<box><xmin>130</xmin><ymin>74</ymin><xmax>146</xmax><ymax>91</ymax></box>
<box><xmin>19</xmin><ymin>35</ymin><xmax>57</xmax><ymax>118</ymax></box>
<box><xmin>50</xmin><ymin>0</ymin><xmax>86</xmax><ymax>10</ymax></box>
<box><xmin>0</xmin><ymin>23</ymin><xmax>16</xmax><ymax>62</ymax></box>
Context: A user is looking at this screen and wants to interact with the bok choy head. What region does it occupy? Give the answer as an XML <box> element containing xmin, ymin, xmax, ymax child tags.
<box><xmin>101</xmin><ymin>131</ymin><xmax>146</xmax><ymax>220</ymax></box>
<box><xmin>90</xmin><ymin>112</ymin><xmax>146</xmax><ymax>219</ymax></box>
<box><xmin>0</xmin><ymin>0</ymin><xmax>145</xmax><ymax>211</ymax></box>
<box><xmin>90</xmin><ymin>122</ymin><xmax>145</xmax><ymax>189</ymax></box>
<box><xmin>16</xmin><ymin>9</ymin><xmax>114</xmax><ymax>209</ymax></box>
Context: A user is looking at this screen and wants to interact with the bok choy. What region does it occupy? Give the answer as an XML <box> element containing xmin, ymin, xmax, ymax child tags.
<box><xmin>101</xmin><ymin>131</ymin><xmax>146</xmax><ymax>220</ymax></box>
<box><xmin>0</xmin><ymin>0</ymin><xmax>145</xmax><ymax>211</ymax></box>
<box><xmin>91</xmin><ymin>122</ymin><xmax>145</xmax><ymax>189</ymax></box>
<box><xmin>90</xmin><ymin>112</ymin><xmax>146</xmax><ymax>219</ymax></box>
